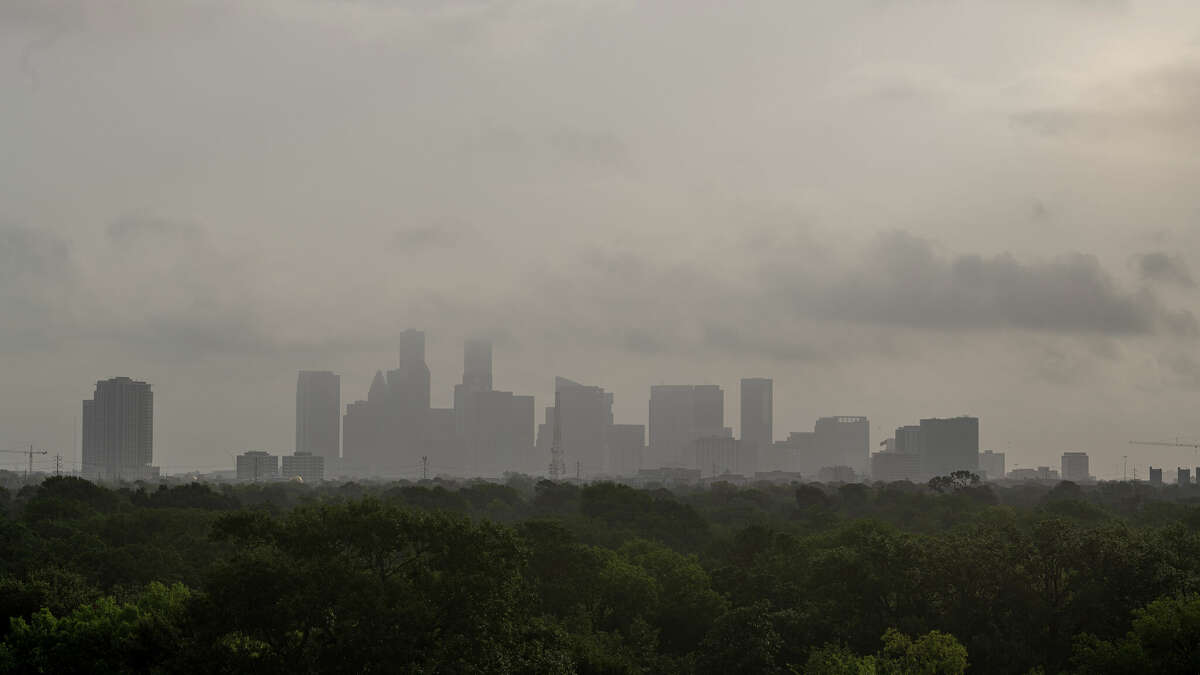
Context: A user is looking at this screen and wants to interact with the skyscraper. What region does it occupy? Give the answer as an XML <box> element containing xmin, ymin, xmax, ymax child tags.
<box><xmin>296</xmin><ymin>371</ymin><xmax>340</xmax><ymax>460</ymax></box>
<box><xmin>342</xmin><ymin>371</ymin><xmax>393</xmax><ymax>472</ymax></box>
<box><xmin>919</xmin><ymin>417</ymin><xmax>979</xmax><ymax>477</ymax></box>
<box><xmin>606</xmin><ymin>424</ymin><xmax>645</xmax><ymax>477</ymax></box>
<box><xmin>553</xmin><ymin>377</ymin><xmax>613</xmax><ymax>478</ymax></box>
<box><xmin>82</xmin><ymin>377</ymin><xmax>155</xmax><ymax>481</ymax></box>
<box><xmin>648</xmin><ymin>384</ymin><xmax>726</xmax><ymax>467</ymax></box>
<box><xmin>388</xmin><ymin>329</ymin><xmax>431</xmax><ymax>466</ymax></box>
<box><xmin>812</xmin><ymin>416</ymin><xmax>869</xmax><ymax>474</ymax></box>
<box><xmin>462</xmin><ymin>338</ymin><xmax>493</xmax><ymax>392</ymax></box>
<box><xmin>454</xmin><ymin>338</ymin><xmax>535</xmax><ymax>476</ymax></box>
<box><xmin>391</xmin><ymin>329</ymin><xmax>431</xmax><ymax>412</ymax></box>
<box><xmin>740</xmin><ymin>378</ymin><xmax>772</xmax><ymax>476</ymax></box>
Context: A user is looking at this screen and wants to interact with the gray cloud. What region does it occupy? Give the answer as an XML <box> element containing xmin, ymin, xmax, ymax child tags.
<box><xmin>1013</xmin><ymin>61</ymin><xmax>1200</xmax><ymax>142</ymax></box>
<box><xmin>800</xmin><ymin>231</ymin><xmax>1192</xmax><ymax>337</ymax></box>
<box><xmin>0</xmin><ymin>224</ymin><xmax>75</xmax><ymax>350</ymax></box>
<box><xmin>1135</xmin><ymin>251</ymin><xmax>1194</xmax><ymax>287</ymax></box>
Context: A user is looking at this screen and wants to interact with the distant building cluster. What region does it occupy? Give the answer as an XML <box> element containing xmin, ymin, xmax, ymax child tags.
<box><xmin>868</xmin><ymin>417</ymin><xmax>979</xmax><ymax>484</ymax></box>
<box><xmin>81</xmin><ymin>330</ymin><xmax>1195</xmax><ymax>486</ymax></box>
<box><xmin>340</xmin><ymin>331</ymin><xmax>537</xmax><ymax>478</ymax></box>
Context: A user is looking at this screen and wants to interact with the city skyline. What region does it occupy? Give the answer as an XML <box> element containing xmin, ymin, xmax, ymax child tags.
<box><xmin>6</xmin><ymin>2</ymin><xmax>1200</xmax><ymax>480</ymax></box>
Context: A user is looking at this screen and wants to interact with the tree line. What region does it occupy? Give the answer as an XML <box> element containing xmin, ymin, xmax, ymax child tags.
<box><xmin>1</xmin><ymin>472</ymin><xmax>1199</xmax><ymax>673</ymax></box>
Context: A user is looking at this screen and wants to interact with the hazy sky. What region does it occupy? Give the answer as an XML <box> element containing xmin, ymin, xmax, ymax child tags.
<box><xmin>4</xmin><ymin>0</ymin><xmax>1200</xmax><ymax>478</ymax></box>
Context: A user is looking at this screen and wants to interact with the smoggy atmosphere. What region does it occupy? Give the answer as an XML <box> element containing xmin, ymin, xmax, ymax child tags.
<box><xmin>5</xmin><ymin>0</ymin><xmax>1200</xmax><ymax>478</ymax></box>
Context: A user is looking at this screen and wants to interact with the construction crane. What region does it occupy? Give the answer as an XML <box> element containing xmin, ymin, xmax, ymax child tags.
<box><xmin>1129</xmin><ymin>439</ymin><xmax>1200</xmax><ymax>450</ymax></box>
<box><xmin>1129</xmin><ymin>440</ymin><xmax>1200</xmax><ymax>477</ymax></box>
<box><xmin>0</xmin><ymin>445</ymin><xmax>50</xmax><ymax>479</ymax></box>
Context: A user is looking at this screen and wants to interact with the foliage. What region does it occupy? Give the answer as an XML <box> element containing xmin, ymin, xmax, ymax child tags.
<box><xmin>0</xmin><ymin>475</ymin><xmax>1198</xmax><ymax>671</ymax></box>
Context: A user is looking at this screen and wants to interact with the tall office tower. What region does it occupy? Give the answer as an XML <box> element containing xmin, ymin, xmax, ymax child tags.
<box><xmin>296</xmin><ymin>371</ymin><xmax>340</xmax><ymax>460</ymax></box>
<box><xmin>342</xmin><ymin>371</ymin><xmax>393</xmax><ymax>473</ymax></box>
<box><xmin>978</xmin><ymin>450</ymin><xmax>1006</xmax><ymax>480</ymax></box>
<box><xmin>391</xmin><ymin>330</ymin><xmax>431</xmax><ymax>411</ymax></box>
<box><xmin>388</xmin><ymin>330</ymin><xmax>432</xmax><ymax>466</ymax></box>
<box><xmin>740</xmin><ymin>378</ymin><xmax>772</xmax><ymax>476</ymax></box>
<box><xmin>894</xmin><ymin>425</ymin><xmax>922</xmax><ymax>454</ymax></box>
<box><xmin>553</xmin><ymin>377</ymin><xmax>613</xmax><ymax>478</ymax></box>
<box><xmin>648</xmin><ymin>385</ymin><xmax>726</xmax><ymax>468</ymax></box>
<box><xmin>457</xmin><ymin>390</ymin><xmax>535</xmax><ymax>476</ymax></box>
<box><xmin>424</xmin><ymin>408</ymin><xmax>463</xmax><ymax>475</ymax></box>
<box><xmin>454</xmin><ymin>339</ymin><xmax>535</xmax><ymax>476</ymax></box>
<box><xmin>1061</xmin><ymin>452</ymin><xmax>1090</xmax><ymax>483</ymax></box>
<box><xmin>811</xmin><ymin>416</ymin><xmax>870</xmax><ymax>474</ymax></box>
<box><xmin>462</xmin><ymin>338</ymin><xmax>493</xmax><ymax>392</ymax></box>
<box><xmin>536</xmin><ymin>406</ymin><xmax>556</xmax><ymax>458</ymax></box>
<box><xmin>606</xmin><ymin>424</ymin><xmax>645</xmax><ymax>477</ymax></box>
<box><xmin>919</xmin><ymin>416</ymin><xmax>979</xmax><ymax>477</ymax></box>
<box><xmin>1178</xmin><ymin>467</ymin><xmax>1192</xmax><ymax>486</ymax></box>
<box><xmin>82</xmin><ymin>377</ymin><xmax>155</xmax><ymax>481</ymax></box>
<box><xmin>511</xmin><ymin>395</ymin><xmax>536</xmax><ymax>472</ymax></box>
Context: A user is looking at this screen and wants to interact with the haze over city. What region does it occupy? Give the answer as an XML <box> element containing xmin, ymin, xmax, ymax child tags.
<box><xmin>6</xmin><ymin>0</ymin><xmax>1200</xmax><ymax>479</ymax></box>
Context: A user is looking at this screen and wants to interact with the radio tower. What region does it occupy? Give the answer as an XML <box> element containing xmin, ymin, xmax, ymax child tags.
<box><xmin>548</xmin><ymin>390</ymin><xmax>565</xmax><ymax>480</ymax></box>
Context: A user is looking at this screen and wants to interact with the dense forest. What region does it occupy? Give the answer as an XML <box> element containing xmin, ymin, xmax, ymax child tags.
<box><xmin>1</xmin><ymin>472</ymin><xmax>1199</xmax><ymax>673</ymax></box>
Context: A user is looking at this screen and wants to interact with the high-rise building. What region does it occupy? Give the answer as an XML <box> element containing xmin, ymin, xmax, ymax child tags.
<box><xmin>236</xmin><ymin>451</ymin><xmax>278</xmax><ymax>482</ymax></box>
<box><xmin>979</xmin><ymin>450</ymin><xmax>1006</xmax><ymax>481</ymax></box>
<box><xmin>82</xmin><ymin>377</ymin><xmax>156</xmax><ymax>481</ymax></box>
<box><xmin>296</xmin><ymin>371</ymin><xmax>340</xmax><ymax>460</ymax></box>
<box><xmin>462</xmin><ymin>339</ymin><xmax>493</xmax><ymax>393</ymax></box>
<box><xmin>1178</xmin><ymin>467</ymin><xmax>1192</xmax><ymax>486</ymax></box>
<box><xmin>693</xmin><ymin>435</ymin><xmax>743</xmax><ymax>477</ymax></box>
<box><xmin>454</xmin><ymin>339</ymin><xmax>535</xmax><ymax>476</ymax></box>
<box><xmin>1061</xmin><ymin>452</ymin><xmax>1090</xmax><ymax>483</ymax></box>
<box><xmin>342</xmin><ymin>371</ymin><xmax>394</xmax><ymax>472</ymax></box>
<box><xmin>740</xmin><ymin>378</ymin><xmax>772</xmax><ymax>476</ymax></box>
<box><xmin>894</xmin><ymin>425</ymin><xmax>922</xmax><ymax>454</ymax></box>
<box><xmin>457</xmin><ymin>389</ymin><xmax>534</xmax><ymax>476</ymax></box>
<box><xmin>919</xmin><ymin>417</ymin><xmax>979</xmax><ymax>477</ymax></box>
<box><xmin>388</xmin><ymin>330</ymin><xmax>431</xmax><ymax>466</ymax></box>
<box><xmin>282</xmin><ymin>451</ymin><xmax>324</xmax><ymax>483</ymax></box>
<box><xmin>553</xmin><ymin>377</ymin><xmax>613</xmax><ymax>478</ymax></box>
<box><xmin>606</xmin><ymin>424</ymin><xmax>645</xmax><ymax>477</ymax></box>
<box><xmin>812</xmin><ymin>416</ymin><xmax>870</xmax><ymax>474</ymax></box>
<box><xmin>391</xmin><ymin>329</ymin><xmax>431</xmax><ymax>412</ymax></box>
<box><xmin>649</xmin><ymin>385</ymin><xmax>726</xmax><ymax>467</ymax></box>
<box><xmin>536</xmin><ymin>406</ymin><xmax>556</xmax><ymax>459</ymax></box>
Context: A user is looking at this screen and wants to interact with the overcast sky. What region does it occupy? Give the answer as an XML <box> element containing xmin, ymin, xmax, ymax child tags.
<box><xmin>4</xmin><ymin>0</ymin><xmax>1200</xmax><ymax>478</ymax></box>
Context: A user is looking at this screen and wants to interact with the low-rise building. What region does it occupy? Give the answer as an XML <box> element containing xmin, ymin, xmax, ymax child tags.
<box><xmin>236</xmin><ymin>451</ymin><xmax>278</xmax><ymax>482</ymax></box>
<box><xmin>282</xmin><ymin>451</ymin><xmax>324</xmax><ymax>483</ymax></box>
<box><xmin>871</xmin><ymin>451</ymin><xmax>921</xmax><ymax>483</ymax></box>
